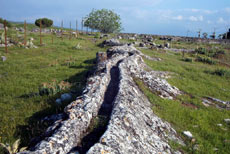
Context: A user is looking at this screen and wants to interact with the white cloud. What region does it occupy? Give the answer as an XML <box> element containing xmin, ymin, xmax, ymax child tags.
<box><xmin>225</xmin><ymin>8</ymin><xmax>230</xmax><ymax>13</ymax></box>
<box><xmin>202</xmin><ymin>10</ymin><xmax>217</xmax><ymax>14</ymax></box>
<box><xmin>218</xmin><ymin>17</ymin><xmax>225</xmax><ymax>23</ymax></box>
<box><xmin>189</xmin><ymin>16</ymin><xmax>198</xmax><ymax>21</ymax></box>
<box><xmin>173</xmin><ymin>15</ymin><xmax>183</xmax><ymax>20</ymax></box>
<box><xmin>207</xmin><ymin>20</ymin><xmax>212</xmax><ymax>24</ymax></box>
<box><xmin>189</xmin><ymin>15</ymin><xmax>203</xmax><ymax>22</ymax></box>
<box><xmin>199</xmin><ymin>16</ymin><xmax>204</xmax><ymax>21</ymax></box>
<box><xmin>190</xmin><ymin>9</ymin><xmax>199</xmax><ymax>12</ymax></box>
<box><xmin>183</xmin><ymin>9</ymin><xmax>217</xmax><ymax>14</ymax></box>
<box><xmin>133</xmin><ymin>9</ymin><xmax>149</xmax><ymax>19</ymax></box>
<box><xmin>113</xmin><ymin>0</ymin><xmax>163</xmax><ymax>8</ymax></box>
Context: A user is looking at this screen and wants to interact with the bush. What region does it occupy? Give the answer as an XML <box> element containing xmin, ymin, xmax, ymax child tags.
<box><xmin>39</xmin><ymin>80</ymin><xmax>71</xmax><ymax>96</ymax></box>
<box><xmin>212</xmin><ymin>69</ymin><xmax>230</xmax><ymax>77</ymax></box>
<box><xmin>195</xmin><ymin>47</ymin><xmax>226</xmax><ymax>58</ymax></box>
<box><xmin>195</xmin><ymin>47</ymin><xmax>206</xmax><ymax>55</ymax></box>
<box><xmin>0</xmin><ymin>18</ymin><xmax>12</xmax><ymax>27</ymax></box>
<box><xmin>182</xmin><ymin>57</ymin><xmax>193</xmax><ymax>62</ymax></box>
<box><xmin>213</xmin><ymin>50</ymin><xmax>226</xmax><ymax>58</ymax></box>
<box><xmin>205</xmin><ymin>68</ymin><xmax>230</xmax><ymax>77</ymax></box>
<box><xmin>94</xmin><ymin>32</ymin><xmax>101</xmax><ymax>38</ymax></box>
<box><xmin>35</xmin><ymin>18</ymin><xmax>53</xmax><ymax>28</ymax></box>
<box><xmin>196</xmin><ymin>56</ymin><xmax>216</xmax><ymax>65</ymax></box>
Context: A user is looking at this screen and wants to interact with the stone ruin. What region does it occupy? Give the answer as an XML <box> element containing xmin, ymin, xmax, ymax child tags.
<box><xmin>16</xmin><ymin>38</ymin><xmax>38</xmax><ymax>49</ymax></box>
<box><xmin>100</xmin><ymin>38</ymin><xmax>122</xmax><ymax>47</ymax></box>
<box><xmin>18</xmin><ymin>45</ymin><xmax>184</xmax><ymax>154</ymax></box>
<box><xmin>0</xmin><ymin>23</ymin><xmax>4</xmax><ymax>30</ymax></box>
<box><xmin>26</xmin><ymin>38</ymin><xmax>38</xmax><ymax>49</ymax></box>
<box><xmin>118</xmin><ymin>33</ymin><xmax>230</xmax><ymax>45</ymax></box>
<box><xmin>0</xmin><ymin>30</ymin><xmax>14</xmax><ymax>47</ymax></box>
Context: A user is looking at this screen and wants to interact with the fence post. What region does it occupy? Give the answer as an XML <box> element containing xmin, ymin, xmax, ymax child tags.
<box><xmin>40</xmin><ymin>20</ymin><xmax>42</xmax><ymax>45</ymax></box>
<box><xmin>61</xmin><ymin>20</ymin><xmax>63</xmax><ymax>40</ymax></box>
<box><xmin>69</xmin><ymin>21</ymin><xmax>72</xmax><ymax>40</ymax></box>
<box><xmin>4</xmin><ymin>20</ymin><xmax>8</xmax><ymax>53</ymax></box>
<box><xmin>24</xmin><ymin>20</ymin><xmax>27</xmax><ymax>46</ymax></box>
<box><xmin>51</xmin><ymin>28</ymin><xmax>54</xmax><ymax>44</ymax></box>
<box><xmin>81</xmin><ymin>17</ymin><xmax>83</xmax><ymax>34</ymax></box>
<box><xmin>76</xmin><ymin>19</ymin><xmax>78</xmax><ymax>38</ymax></box>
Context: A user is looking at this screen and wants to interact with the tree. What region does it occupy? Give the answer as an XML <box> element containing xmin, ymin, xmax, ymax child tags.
<box><xmin>0</xmin><ymin>18</ymin><xmax>12</xmax><ymax>27</ymax></box>
<box><xmin>84</xmin><ymin>9</ymin><xmax>122</xmax><ymax>33</ymax></box>
<box><xmin>218</xmin><ymin>34</ymin><xmax>223</xmax><ymax>39</ymax></box>
<box><xmin>203</xmin><ymin>32</ymin><xmax>208</xmax><ymax>39</ymax></box>
<box><xmin>210</xmin><ymin>32</ymin><xmax>216</xmax><ymax>39</ymax></box>
<box><xmin>35</xmin><ymin>18</ymin><xmax>53</xmax><ymax>28</ymax></box>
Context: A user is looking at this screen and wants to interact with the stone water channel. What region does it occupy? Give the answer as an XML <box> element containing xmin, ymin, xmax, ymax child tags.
<box><xmin>19</xmin><ymin>45</ymin><xmax>183</xmax><ymax>154</ymax></box>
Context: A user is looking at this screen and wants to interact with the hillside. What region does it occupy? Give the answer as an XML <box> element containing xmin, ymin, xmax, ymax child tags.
<box><xmin>0</xmin><ymin>23</ymin><xmax>230</xmax><ymax>154</ymax></box>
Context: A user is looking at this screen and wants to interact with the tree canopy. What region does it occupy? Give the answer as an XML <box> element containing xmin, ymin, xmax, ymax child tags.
<box><xmin>203</xmin><ymin>32</ymin><xmax>208</xmax><ymax>39</ymax></box>
<box><xmin>84</xmin><ymin>9</ymin><xmax>122</xmax><ymax>33</ymax></box>
<box><xmin>0</xmin><ymin>18</ymin><xmax>12</xmax><ymax>27</ymax></box>
<box><xmin>35</xmin><ymin>18</ymin><xmax>53</xmax><ymax>28</ymax></box>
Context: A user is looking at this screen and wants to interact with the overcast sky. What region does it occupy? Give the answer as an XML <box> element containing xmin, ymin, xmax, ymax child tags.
<box><xmin>1</xmin><ymin>0</ymin><xmax>230</xmax><ymax>36</ymax></box>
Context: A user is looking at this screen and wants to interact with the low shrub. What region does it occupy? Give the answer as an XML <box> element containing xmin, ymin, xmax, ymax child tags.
<box><xmin>196</xmin><ymin>56</ymin><xmax>216</xmax><ymax>65</ymax></box>
<box><xmin>182</xmin><ymin>57</ymin><xmax>193</xmax><ymax>62</ymax></box>
<box><xmin>195</xmin><ymin>47</ymin><xmax>206</xmax><ymax>55</ymax></box>
<box><xmin>94</xmin><ymin>32</ymin><xmax>101</xmax><ymax>38</ymax></box>
<box><xmin>39</xmin><ymin>80</ymin><xmax>71</xmax><ymax>96</ymax></box>
<box><xmin>195</xmin><ymin>47</ymin><xmax>226</xmax><ymax>58</ymax></box>
<box><xmin>213</xmin><ymin>50</ymin><xmax>226</xmax><ymax>58</ymax></box>
<box><xmin>211</xmin><ymin>68</ymin><xmax>230</xmax><ymax>77</ymax></box>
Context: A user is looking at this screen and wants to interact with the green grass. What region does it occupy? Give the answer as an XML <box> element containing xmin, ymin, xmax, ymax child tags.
<box><xmin>136</xmin><ymin>48</ymin><xmax>230</xmax><ymax>153</ymax></box>
<box><xmin>0</xmin><ymin>26</ymin><xmax>106</xmax><ymax>152</ymax></box>
<box><xmin>1</xmin><ymin>23</ymin><xmax>230</xmax><ymax>154</ymax></box>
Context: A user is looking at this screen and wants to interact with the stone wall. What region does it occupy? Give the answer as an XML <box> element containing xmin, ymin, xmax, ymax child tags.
<box><xmin>19</xmin><ymin>45</ymin><xmax>184</xmax><ymax>154</ymax></box>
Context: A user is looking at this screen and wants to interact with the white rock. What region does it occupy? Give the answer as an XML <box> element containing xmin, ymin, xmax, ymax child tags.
<box><xmin>118</xmin><ymin>36</ymin><xmax>122</xmax><ymax>39</ymax></box>
<box><xmin>217</xmin><ymin>124</ymin><xmax>223</xmax><ymax>127</ymax></box>
<box><xmin>183</xmin><ymin>131</ymin><xmax>193</xmax><ymax>139</ymax></box>
<box><xmin>213</xmin><ymin>148</ymin><xmax>218</xmax><ymax>151</ymax></box>
<box><xmin>1</xmin><ymin>56</ymin><xmax>6</xmax><ymax>62</ymax></box>
<box><xmin>55</xmin><ymin>98</ymin><xmax>62</xmax><ymax>105</ymax></box>
<box><xmin>61</xmin><ymin>93</ymin><xmax>72</xmax><ymax>102</ymax></box>
<box><xmin>224</xmin><ymin>119</ymin><xmax>230</xmax><ymax>124</ymax></box>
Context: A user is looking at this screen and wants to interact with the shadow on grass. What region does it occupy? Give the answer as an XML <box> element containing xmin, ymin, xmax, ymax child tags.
<box><xmin>14</xmin><ymin>59</ymin><xmax>96</xmax><ymax>149</ymax></box>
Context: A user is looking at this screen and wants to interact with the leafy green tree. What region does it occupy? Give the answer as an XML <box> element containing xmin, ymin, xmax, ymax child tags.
<box><xmin>84</xmin><ymin>9</ymin><xmax>122</xmax><ymax>33</ymax></box>
<box><xmin>35</xmin><ymin>18</ymin><xmax>53</xmax><ymax>28</ymax></box>
<box><xmin>0</xmin><ymin>18</ymin><xmax>12</xmax><ymax>27</ymax></box>
<box><xmin>203</xmin><ymin>32</ymin><xmax>208</xmax><ymax>39</ymax></box>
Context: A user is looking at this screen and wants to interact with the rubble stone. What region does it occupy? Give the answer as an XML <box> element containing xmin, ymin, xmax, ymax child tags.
<box><xmin>101</xmin><ymin>39</ymin><xmax>121</xmax><ymax>47</ymax></box>
<box><xmin>18</xmin><ymin>45</ymin><xmax>183</xmax><ymax>154</ymax></box>
<box><xmin>183</xmin><ymin>131</ymin><xmax>193</xmax><ymax>139</ymax></box>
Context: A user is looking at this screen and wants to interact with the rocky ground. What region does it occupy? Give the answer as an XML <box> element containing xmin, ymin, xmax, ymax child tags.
<box><xmin>18</xmin><ymin>44</ymin><xmax>184</xmax><ymax>154</ymax></box>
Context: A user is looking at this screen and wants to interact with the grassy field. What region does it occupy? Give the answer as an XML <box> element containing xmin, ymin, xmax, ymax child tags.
<box><xmin>0</xmin><ymin>26</ymin><xmax>106</xmax><ymax>152</ymax></box>
<box><xmin>136</xmin><ymin>47</ymin><xmax>230</xmax><ymax>153</ymax></box>
<box><xmin>1</xmin><ymin>23</ymin><xmax>230</xmax><ymax>154</ymax></box>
